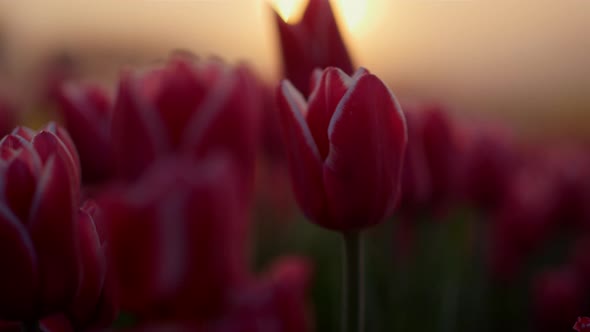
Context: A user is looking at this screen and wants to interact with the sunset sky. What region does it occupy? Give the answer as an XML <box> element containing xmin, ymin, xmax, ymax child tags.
<box><xmin>0</xmin><ymin>0</ymin><xmax>588</xmax><ymax>137</ymax></box>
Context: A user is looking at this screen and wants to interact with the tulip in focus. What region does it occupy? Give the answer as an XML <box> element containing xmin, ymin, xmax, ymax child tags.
<box><xmin>0</xmin><ymin>123</ymin><xmax>81</xmax><ymax>322</ymax></box>
<box><xmin>272</xmin><ymin>0</ymin><xmax>354</xmax><ymax>96</ymax></box>
<box><xmin>277</xmin><ymin>67</ymin><xmax>407</xmax><ymax>231</ymax></box>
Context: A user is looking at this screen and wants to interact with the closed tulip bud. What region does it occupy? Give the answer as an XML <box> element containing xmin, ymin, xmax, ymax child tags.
<box><xmin>67</xmin><ymin>200</ymin><xmax>118</xmax><ymax>329</ymax></box>
<box><xmin>0</xmin><ymin>123</ymin><xmax>81</xmax><ymax>321</ymax></box>
<box><xmin>100</xmin><ymin>155</ymin><xmax>246</xmax><ymax>321</ymax></box>
<box><xmin>272</xmin><ymin>0</ymin><xmax>354</xmax><ymax>96</ymax></box>
<box><xmin>53</xmin><ymin>83</ymin><xmax>114</xmax><ymax>184</ymax></box>
<box><xmin>111</xmin><ymin>55</ymin><xmax>259</xmax><ymax>204</ymax></box>
<box><xmin>277</xmin><ymin>67</ymin><xmax>407</xmax><ymax>231</ymax></box>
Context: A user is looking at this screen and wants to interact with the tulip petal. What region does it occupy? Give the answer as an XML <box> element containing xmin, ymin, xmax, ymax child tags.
<box><xmin>0</xmin><ymin>203</ymin><xmax>38</xmax><ymax>320</ymax></box>
<box><xmin>111</xmin><ymin>73</ymin><xmax>169</xmax><ymax>179</ymax></box>
<box><xmin>28</xmin><ymin>155</ymin><xmax>79</xmax><ymax>314</ymax></box>
<box><xmin>323</xmin><ymin>74</ymin><xmax>407</xmax><ymax>230</ymax></box>
<box><xmin>4</xmin><ymin>153</ymin><xmax>38</xmax><ymax>222</ymax></box>
<box><xmin>306</xmin><ymin>67</ymin><xmax>353</xmax><ymax>159</ymax></box>
<box><xmin>69</xmin><ymin>208</ymin><xmax>105</xmax><ymax>327</ymax></box>
<box><xmin>277</xmin><ymin>81</ymin><xmax>328</xmax><ymax>224</ymax></box>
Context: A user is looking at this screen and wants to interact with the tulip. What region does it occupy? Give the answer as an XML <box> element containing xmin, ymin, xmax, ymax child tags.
<box><xmin>277</xmin><ymin>67</ymin><xmax>406</xmax><ymax>332</ymax></box>
<box><xmin>574</xmin><ymin>317</ymin><xmax>590</xmax><ymax>332</ymax></box>
<box><xmin>272</xmin><ymin>0</ymin><xmax>354</xmax><ymax>96</ymax></box>
<box><xmin>398</xmin><ymin>108</ymin><xmax>432</xmax><ymax>219</ymax></box>
<box><xmin>52</xmin><ymin>82</ymin><xmax>114</xmax><ymax>184</ymax></box>
<box><xmin>67</xmin><ymin>200</ymin><xmax>118</xmax><ymax>329</ymax></box>
<box><xmin>277</xmin><ymin>67</ymin><xmax>407</xmax><ymax>231</ymax></box>
<box><xmin>420</xmin><ymin>105</ymin><xmax>459</xmax><ymax>216</ymax></box>
<box><xmin>100</xmin><ymin>155</ymin><xmax>246</xmax><ymax>321</ymax></box>
<box><xmin>460</xmin><ymin>126</ymin><xmax>518</xmax><ymax>212</ymax></box>
<box><xmin>0</xmin><ymin>123</ymin><xmax>81</xmax><ymax>324</ymax></box>
<box><xmin>111</xmin><ymin>55</ymin><xmax>260</xmax><ymax>204</ymax></box>
<box><xmin>0</xmin><ymin>314</ymin><xmax>74</xmax><ymax>332</ymax></box>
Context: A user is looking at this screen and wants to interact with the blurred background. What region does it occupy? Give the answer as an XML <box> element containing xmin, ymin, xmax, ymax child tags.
<box><xmin>0</xmin><ymin>0</ymin><xmax>588</xmax><ymax>138</ymax></box>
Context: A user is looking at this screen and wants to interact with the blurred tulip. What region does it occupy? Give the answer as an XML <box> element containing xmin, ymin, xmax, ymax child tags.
<box><xmin>532</xmin><ymin>267</ymin><xmax>586</xmax><ymax>332</ymax></box>
<box><xmin>398</xmin><ymin>108</ymin><xmax>432</xmax><ymax>218</ymax></box>
<box><xmin>0</xmin><ymin>123</ymin><xmax>81</xmax><ymax>321</ymax></box>
<box><xmin>489</xmin><ymin>164</ymin><xmax>558</xmax><ymax>280</ymax></box>
<box><xmin>0</xmin><ymin>314</ymin><xmax>73</xmax><ymax>332</ymax></box>
<box><xmin>461</xmin><ymin>126</ymin><xmax>518</xmax><ymax>212</ymax></box>
<box><xmin>272</xmin><ymin>0</ymin><xmax>354</xmax><ymax>96</ymax></box>
<box><xmin>574</xmin><ymin>317</ymin><xmax>590</xmax><ymax>332</ymax></box>
<box><xmin>52</xmin><ymin>83</ymin><xmax>114</xmax><ymax>184</ymax></box>
<box><xmin>277</xmin><ymin>67</ymin><xmax>407</xmax><ymax>231</ymax></box>
<box><xmin>111</xmin><ymin>55</ymin><xmax>259</xmax><ymax>204</ymax></box>
<box><xmin>100</xmin><ymin>155</ymin><xmax>246</xmax><ymax>321</ymax></box>
<box><xmin>67</xmin><ymin>200</ymin><xmax>118</xmax><ymax>329</ymax></box>
<box><xmin>421</xmin><ymin>105</ymin><xmax>459</xmax><ymax>216</ymax></box>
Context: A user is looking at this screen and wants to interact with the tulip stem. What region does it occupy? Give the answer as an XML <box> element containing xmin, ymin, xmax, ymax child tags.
<box><xmin>21</xmin><ymin>321</ymin><xmax>40</xmax><ymax>332</ymax></box>
<box><xmin>342</xmin><ymin>231</ymin><xmax>364</xmax><ymax>332</ymax></box>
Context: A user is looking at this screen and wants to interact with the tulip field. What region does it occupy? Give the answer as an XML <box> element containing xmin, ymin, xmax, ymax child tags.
<box><xmin>0</xmin><ymin>0</ymin><xmax>589</xmax><ymax>331</ymax></box>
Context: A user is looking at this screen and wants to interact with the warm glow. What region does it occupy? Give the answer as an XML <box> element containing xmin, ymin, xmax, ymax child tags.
<box><xmin>334</xmin><ymin>0</ymin><xmax>368</xmax><ymax>33</ymax></box>
<box><xmin>270</xmin><ymin>0</ymin><xmax>307</xmax><ymax>23</ymax></box>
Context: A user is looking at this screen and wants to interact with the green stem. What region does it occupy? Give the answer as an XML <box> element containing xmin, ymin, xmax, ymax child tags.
<box><xmin>21</xmin><ymin>321</ymin><xmax>40</xmax><ymax>332</ymax></box>
<box><xmin>342</xmin><ymin>231</ymin><xmax>364</xmax><ymax>332</ymax></box>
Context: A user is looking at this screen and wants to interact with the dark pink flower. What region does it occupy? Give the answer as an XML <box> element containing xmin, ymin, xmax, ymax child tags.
<box><xmin>272</xmin><ymin>0</ymin><xmax>354</xmax><ymax>96</ymax></box>
<box><xmin>100</xmin><ymin>155</ymin><xmax>246</xmax><ymax>321</ymax></box>
<box><xmin>277</xmin><ymin>67</ymin><xmax>407</xmax><ymax>231</ymax></box>
<box><xmin>67</xmin><ymin>200</ymin><xmax>118</xmax><ymax>329</ymax></box>
<box><xmin>574</xmin><ymin>317</ymin><xmax>590</xmax><ymax>332</ymax></box>
<box><xmin>111</xmin><ymin>56</ymin><xmax>260</xmax><ymax>203</ymax></box>
<box><xmin>53</xmin><ymin>82</ymin><xmax>114</xmax><ymax>183</ymax></box>
<box><xmin>0</xmin><ymin>123</ymin><xmax>81</xmax><ymax>320</ymax></box>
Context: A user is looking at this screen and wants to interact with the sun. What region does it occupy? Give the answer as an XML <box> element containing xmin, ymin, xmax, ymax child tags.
<box><xmin>269</xmin><ymin>0</ymin><xmax>369</xmax><ymax>34</ymax></box>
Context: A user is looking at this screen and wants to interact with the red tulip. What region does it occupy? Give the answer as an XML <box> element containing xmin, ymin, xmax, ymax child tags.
<box><xmin>574</xmin><ymin>317</ymin><xmax>590</xmax><ymax>332</ymax></box>
<box><xmin>461</xmin><ymin>125</ymin><xmax>518</xmax><ymax>212</ymax></box>
<box><xmin>398</xmin><ymin>108</ymin><xmax>432</xmax><ymax>218</ymax></box>
<box><xmin>0</xmin><ymin>123</ymin><xmax>81</xmax><ymax>320</ymax></box>
<box><xmin>53</xmin><ymin>82</ymin><xmax>114</xmax><ymax>183</ymax></box>
<box><xmin>420</xmin><ymin>105</ymin><xmax>459</xmax><ymax>216</ymax></box>
<box><xmin>113</xmin><ymin>258</ymin><xmax>313</xmax><ymax>332</ymax></box>
<box><xmin>100</xmin><ymin>155</ymin><xmax>246</xmax><ymax>321</ymax></box>
<box><xmin>111</xmin><ymin>55</ymin><xmax>259</xmax><ymax>203</ymax></box>
<box><xmin>67</xmin><ymin>200</ymin><xmax>118</xmax><ymax>329</ymax></box>
<box><xmin>277</xmin><ymin>67</ymin><xmax>407</xmax><ymax>231</ymax></box>
<box><xmin>272</xmin><ymin>0</ymin><xmax>354</xmax><ymax>96</ymax></box>
<box><xmin>532</xmin><ymin>267</ymin><xmax>586</xmax><ymax>332</ymax></box>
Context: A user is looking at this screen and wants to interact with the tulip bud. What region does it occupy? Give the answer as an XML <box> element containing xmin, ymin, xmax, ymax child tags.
<box><xmin>111</xmin><ymin>55</ymin><xmax>259</xmax><ymax>205</ymax></box>
<box><xmin>100</xmin><ymin>155</ymin><xmax>246</xmax><ymax>321</ymax></box>
<box><xmin>0</xmin><ymin>123</ymin><xmax>81</xmax><ymax>321</ymax></box>
<box><xmin>52</xmin><ymin>82</ymin><xmax>114</xmax><ymax>183</ymax></box>
<box><xmin>272</xmin><ymin>0</ymin><xmax>354</xmax><ymax>96</ymax></box>
<box><xmin>277</xmin><ymin>67</ymin><xmax>407</xmax><ymax>231</ymax></box>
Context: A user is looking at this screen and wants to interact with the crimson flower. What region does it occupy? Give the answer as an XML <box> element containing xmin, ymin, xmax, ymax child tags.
<box><xmin>53</xmin><ymin>83</ymin><xmax>114</xmax><ymax>183</ymax></box>
<box><xmin>574</xmin><ymin>317</ymin><xmax>590</xmax><ymax>332</ymax></box>
<box><xmin>0</xmin><ymin>123</ymin><xmax>81</xmax><ymax>321</ymax></box>
<box><xmin>277</xmin><ymin>67</ymin><xmax>407</xmax><ymax>231</ymax></box>
<box><xmin>100</xmin><ymin>155</ymin><xmax>246</xmax><ymax>321</ymax></box>
<box><xmin>111</xmin><ymin>55</ymin><xmax>260</xmax><ymax>203</ymax></box>
<box><xmin>67</xmin><ymin>200</ymin><xmax>118</xmax><ymax>329</ymax></box>
<box><xmin>272</xmin><ymin>0</ymin><xmax>354</xmax><ymax>96</ymax></box>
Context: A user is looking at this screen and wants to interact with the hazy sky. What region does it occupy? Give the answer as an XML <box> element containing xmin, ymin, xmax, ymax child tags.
<box><xmin>1</xmin><ymin>0</ymin><xmax>589</xmax><ymax>136</ymax></box>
